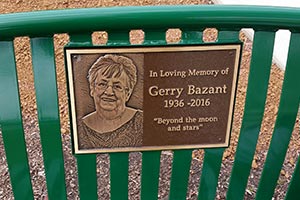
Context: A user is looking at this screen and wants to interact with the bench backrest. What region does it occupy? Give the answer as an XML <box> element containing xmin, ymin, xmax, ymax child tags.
<box><xmin>0</xmin><ymin>5</ymin><xmax>299</xmax><ymax>200</ymax></box>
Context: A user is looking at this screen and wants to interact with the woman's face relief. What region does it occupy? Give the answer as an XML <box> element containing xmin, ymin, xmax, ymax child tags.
<box><xmin>90</xmin><ymin>71</ymin><xmax>131</xmax><ymax>114</ymax></box>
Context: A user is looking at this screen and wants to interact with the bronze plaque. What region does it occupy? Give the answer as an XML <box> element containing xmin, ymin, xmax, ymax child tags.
<box><xmin>65</xmin><ymin>44</ymin><xmax>241</xmax><ymax>154</ymax></box>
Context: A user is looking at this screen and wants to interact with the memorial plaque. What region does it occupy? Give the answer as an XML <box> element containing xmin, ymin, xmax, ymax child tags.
<box><xmin>65</xmin><ymin>44</ymin><xmax>241</xmax><ymax>154</ymax></box>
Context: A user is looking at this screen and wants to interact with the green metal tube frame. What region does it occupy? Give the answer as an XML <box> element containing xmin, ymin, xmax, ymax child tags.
<box><xmin>0</xmin><ymin>4</ymin><xmax>299</xmax><ymax>200</ymax></box>
<box><xmin>0</xmin><ymin>5</ymin><xmax>300</xmax><ymax>39</ymax></box>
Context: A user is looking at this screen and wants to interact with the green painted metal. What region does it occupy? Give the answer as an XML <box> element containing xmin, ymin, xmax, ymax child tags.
<box><xmin>140</xmin><ymin>30</ymin><xmax>165</xmax><ymax>200</ymax></box>
<box><xmin>181</xmin><ymin>30</ymin><xmax>203</xmax><ymax>44</ymax></box>
<box><xmin>107</xmin><ymin>32</ymin><xmax>130</xmax><ymax>200</ymax></box>
<box><xmin>0</xmin><ymin>41</ymin><xmax>34</xmax><ymax>200</ymax></box>
<box><xmin>256</xmin><ymin>32</ymin><xmax>300</xmax><ymax>200</ymax></box>
<box><xmin>217</xmin><ymin>30</ymin><xmax>240</xmax><ymax>43</ymax></box>
<box><xmin>198</xmin><ymin>148</ymin><xmax>224</xmax><ymax>200</ymax></box>
<box><xmin>76</xmin><ymin>155</ymin><xmax>98</xmax><ymax>200</ymax></box>
<box><xmin>285</xmin><ymin>156</ymin><xmax>300</xmax><ymax>200</ymax></box>
<box><xmin>69</xmin><ymin>34</ymin><xmax>98</xmax><ymax>200</ymax></box>
<box><xmin>69</xmin><ymin>34</ymin><xmax>93</xmax><ymax>46</ymax></box>
<box><xmin>30</xmin><ymin>37</ymin><xmax>67</xmax><ymax>200</ymax></box>
<box><xmin>226</xmin><ymin>31</ymin><xmax>275</xmax><ymax>200</ymax></box>
<box><xmin>110</xmin><ymin>153</ymin><xmax>129</xmax><ymax>200</ymax></box>
<box><xmin>0</xmin><ymin>5</ymin><xmax>300</xmax><ymax>200</ymax></box>
<box><xmin>167</xmin><ymin>29</ymin><xmax>202</xmax><ymax>200</ymax></box>
<box><xmin>169</xmin><ymin>149</ymin><xmax>193</xmax><ymax>199</ymax></box>
<box><xmin>144</xmin><ymin>30</ymin><xmax>167</xmax><ymax>45</ymax></box>
<box><xmin>198</xmin><ymin>30</ymin><xmax>239</xmax><ymax>200</ymax></box>
<box><xmin>107</xmin><ymin>31</ymin><xmax>131</xmax><ymax>46</ymax></box>
<box><xmin>1</xmin><ymin>6</ymin><xmax>300</xmax><ymax>39</ymax></box>
<box><xmin>140</xmin><ymin>151</ymin><xmax>161</xmax><ymax>200</ymax></box>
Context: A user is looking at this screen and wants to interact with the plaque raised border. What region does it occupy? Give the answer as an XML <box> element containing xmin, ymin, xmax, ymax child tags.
<box><xmin>65</xmin><ymin>44</ymin><xmax>242</xmax><ymax>154</ymax></box>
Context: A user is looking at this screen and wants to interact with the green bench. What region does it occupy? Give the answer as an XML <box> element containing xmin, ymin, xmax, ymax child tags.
<box><xmin>0</xmin><ymin>5</ymin><xmax>299</xmax><ymax>200</ymax></box>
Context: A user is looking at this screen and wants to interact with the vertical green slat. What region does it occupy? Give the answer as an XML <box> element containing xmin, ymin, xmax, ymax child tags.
<box><xmin>285</xmin><ymin>156</ymin><xmax>300</xmax><ymax>200</ymax></box>
<box><xmin>140</xmin><ymin>30</ymin><xmax>165</xmax><ymax>200</ymax></box>
<box><xmin>110</xmin><ymin>152</ymin><xmax>129</xmax><ymax>200</ymax></box>
<box><xmin>198</xmin><ymin>148</ymin><xmax>224</xmax><ymax>200</ymax></box>
<box><xmin>169</xmin><ymin>149</ymin><xmax>193</xmax><ymax>200</ymax></box>
<box><xmin>181</xmin><ymin>29</ymin><xmax>203</xmax><ymax>44</ymax></box>
<box><xmin>226</xmin><ymin>31</ymin><xmax>275</xmax><ymax>200</ymax></box>
<box><xmin>217</xmin><ymin>30</ymin><xmax>240</xmax><ymax>43</ymax></box>
<box><xmin>70</xmin><ymin>34</ymin><xmax>98</xmax><ymax>200</ymax></box>
<box><xmin>198</xmin><ymin>30</ymin><xmax>239</xmax><ymax>200</ymax></box>
<box><xmin>76</xmin><ymin>154</ymin><xmax>97</xmax><ymax>200</ymax></box>
<box><xmin>30</xmin><ymin>37</ymin><xmax>67</xmax><ymax>200</ymax></box>
<box><xmin>69</xmin><ymin>33</ymin><xmax>92</xmax><ymax>45</ymax></box>
<box><xmin>107</xmin><ymin>31</ymin><xmax>130</xmax><ymax>46</ymax></box>
<box><xmin>167</xmin><ymin>29</ymin><xmax>201</xmax><ymax>200</ymax></box>
<box><xmin>107</xmin><ymin>31</ymin><xmax>130</xmax><ymax>200</ymax></box>
<box><xmin>144</xmin><ymin>30</ymin><xmax>167</xmax><ymax>45</ymax></box>
<box><xmin>140</xmin><ymin>151</ymin><xmax>161</xmax><ymax>200</ymax></box>
<box><xmin>256</xmin><ymin>32</ymin><xmax>300</xmax><ymax>200</ymax></box>
<box><xmin>0</xmin><ymin>41</ymin><xmax>34</xmax><ymax>200</ymax></box>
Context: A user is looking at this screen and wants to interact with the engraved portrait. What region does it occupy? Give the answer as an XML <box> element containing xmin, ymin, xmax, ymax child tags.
<box><xmin>75</xmin><ymin>54</ymin><xmax>143</xmax><ymax>150</ymax></box>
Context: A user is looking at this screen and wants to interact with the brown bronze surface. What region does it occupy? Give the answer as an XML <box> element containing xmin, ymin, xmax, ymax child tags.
<box><xmin>65</xmin><ymin>44</ymin><xmax>241</xmax><ymax>154</ymax></box>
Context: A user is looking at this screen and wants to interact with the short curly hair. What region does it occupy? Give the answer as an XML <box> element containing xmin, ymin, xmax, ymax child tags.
<box><xmin>88</xmin><ymin>54</ymin><xmax>137</xmax><ymax>92</ymax></box>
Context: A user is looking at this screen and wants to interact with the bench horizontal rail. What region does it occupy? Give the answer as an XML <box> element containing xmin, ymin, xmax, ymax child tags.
<box><xmin>1</xmin><ymin>5</ymin><xmax>300</xmax><ymax>39</ymax></box>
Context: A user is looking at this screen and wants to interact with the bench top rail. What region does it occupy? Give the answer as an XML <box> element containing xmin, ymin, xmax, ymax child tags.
<box><xmin>0</xmin><ymin>5</ymin><xmax>300</xmax><ymax>39</ymax></box>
